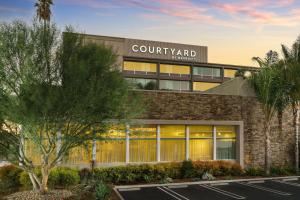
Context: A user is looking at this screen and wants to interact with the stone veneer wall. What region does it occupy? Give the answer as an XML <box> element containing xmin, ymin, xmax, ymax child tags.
<box><xmin>137</xmin><ymin>90</ymin><xmax>295</xmax><ymax>168</ymax></box>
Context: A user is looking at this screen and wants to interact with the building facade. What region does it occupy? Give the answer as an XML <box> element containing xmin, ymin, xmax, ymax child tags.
<box><xmin>24</xmin><ymin>34</ymin><xmax>295</xmax><ymax>169</ymax></box>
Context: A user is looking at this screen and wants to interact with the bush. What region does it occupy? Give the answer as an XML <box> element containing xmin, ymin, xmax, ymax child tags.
<box><xmin>245</xmin><ymin>167</ymin><xmax>265</xmax><ymax>176</ymax></box>
<box><xmin>270</xmin><ymin>166</ymin><xmax>295</xmax><ymax>176</ymax></box>
<box><xmin>20</xmin><ymin>167</ymin><xmax>80</xmax><ymax>189</ymax></box>
<box><xmin>95</xmin><ymin>181</ymin><xmax>110</xmax><ymax>200</ymax></box>
<box><xmin>48</xmin><ymin>167</ymin><xmax>80</xmax><ymax>188</ymax></box>
<box><xmin>0</xmin><ymin>165</ymin><xmax>23</xmax><ymax>193</ymax></box>
<box><xmin>181</xmin><ymin>160</ymin><xmax>195</xmax><ymax>178</ymax></box>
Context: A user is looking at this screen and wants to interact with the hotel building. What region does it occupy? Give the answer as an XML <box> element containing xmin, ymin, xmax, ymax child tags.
<box><xmin>24</xmin><ymin>34</ymin><xmax>296</xmax><ymax>169</ymax></box>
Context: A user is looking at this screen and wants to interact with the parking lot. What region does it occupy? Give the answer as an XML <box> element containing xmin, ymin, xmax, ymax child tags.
<box><xmin>115</xmin><ymin>177</ymin><xmax>300</xmax><ymax>200</ymax></box>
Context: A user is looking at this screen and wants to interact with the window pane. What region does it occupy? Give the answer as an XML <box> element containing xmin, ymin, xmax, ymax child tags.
<box><xmin>130</xmin><ymin>125</ymin><xmax>156</xmax><ymax>138</ymax></box>
<box><xmin>193</xmin><ymin>67</ymin><xmax>221</xmax><ymax>77</ymax></box>
<box><xmin>224</xmin><ymin>69</ymin><xmax>237</xmax><ymax>78</ymax></box>
<box><xmin>160</xmin><ymin>64</ymin><xmax>190</xmax><ymax>75</ymax></box>
<box><xmin>216</xmin><ymin>125</ymin><xmax>236</xmax><ymax>160</ymax></box>
<box><xmin>193</xmin><ymin>82</ymin><xmax>220</xmax><ymax>91</ymax></box>
<box><xmin>216</xmin><ymin>139</ymin><xmax>236</xmax><ymax>159</ymax></box>
<box><xmin>160</xmin><ymin>140</ymin><xmax>185</xmax><ymax>161</ymax></box>
<box><xmin>189</xmin><ymin>139</ymin><xmax>213</xmax><ymax>160</ymax></box>
<box><xmin>130</xmin><ymin>140</ymin><xmax>156</xmax><ymax>162</ymax></box>
<box><xmin>189</xmin><ymin>125</ymin><xmax>213</xmax><ymax>138</ymax></box>
<box><xmin>160</xmin><ymin>125</ymin><xmax>185</xmax><ymax>138</ymax></box>
<box><xmin>124</xmin><ymin>61</ymin><xmax>157</xmax><ymax>72</ymax></box>
<box><xmin>100</xmin><ymin>125</ymin><xmax>126</xmax><ymax>138</ymax></box>
<box><xmin>216</xmin><ymin>126</ymin><xmax>236</xmax><ymax>138</ymax></box>
<box><xmin>159</xmin><ymin>80</ymin><xmax>190</xmax><ymax>91</ymax></box>
<box><xmin>65</xmin><ymin>145</ymin><xmax>91</xmax><ymax>164</ymax></box>
<box><xmin>126</xmin><ymin>78</ymin><xmax>157</xmax><ymax>90</ymax></box>
<box><xmin>96</xmin><ymin>140</ymin><xmax>126</xmax><ymax>163</ymax></box>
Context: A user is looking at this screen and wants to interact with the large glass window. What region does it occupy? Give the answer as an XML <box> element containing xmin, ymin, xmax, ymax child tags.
<box><xmin>130</xmin><ymin>125</ymin><xmax>156</xmax><ymax>162</ymax></box>
<box><xmin>216</xmin><ymin>126</ymin><xmax>236</xmax><ymax>160</ymax></box>
<box><xmin>224</xmin><ymin>69</ymin><xmax>237</xmax><ymax>78</ymax></box>
<box><xmin>159</xmin><ymin>80</ymin><xmax>190</xmax><ymax>91</ymax></box>
<box><xmin>126</xmin><ymin>78</ymin><xmax>157</xmax><ymax>90</ymax></box>
<box><xmin>123</xmin><ymin>61</ymin><xmax>157</xmax><ymax>74</ymax></box>
<box><xmin>96</xmin><ymin>125</ymin><xmax>126</xmax><ymax>163</ymax></box>
<box><xmin>160</xmin><ymin>125</ymin><xmax>185</xmax><ymax>161</ymax></box>
<box><xmin>193</xmin><ymin>67</ymin><xmax>221</xmax><ymax>78</ymax></box>
<box><xmin>193</xmin><ymin>82</ymin><xmax>220</xmax><ymax>92</ymax></box>
<box><xmin>160</xmin><ymin>64</ymin><xmax>190</xmax><ymax>76</ymax></box>
<box><xmin>189</xmin><ymin>126</ymin><xmax>213</xmax><ymax>161</ymax></box>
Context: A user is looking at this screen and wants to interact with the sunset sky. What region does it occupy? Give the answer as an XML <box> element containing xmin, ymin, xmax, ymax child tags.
<box><xmin>1</xmin><ymin>0</ymin><xmax>300</xmax><ymax>66</ymax></box>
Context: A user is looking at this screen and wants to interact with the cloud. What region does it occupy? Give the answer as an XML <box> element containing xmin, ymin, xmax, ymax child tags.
<box><xmin>58</xmin><ymin>0</ymin><xmax>299</xmax><ymax>28</ymax></box>
<box><xmin>0</xmin><ymin>5</ymin><xmax>30</xmax><ymax>14</ymax></box>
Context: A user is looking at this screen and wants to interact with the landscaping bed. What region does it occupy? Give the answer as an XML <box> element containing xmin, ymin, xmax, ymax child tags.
<box><xmin>0</xmin><ymin>161</ymin><xmax>299</xmax><ymax>200</ymax></box>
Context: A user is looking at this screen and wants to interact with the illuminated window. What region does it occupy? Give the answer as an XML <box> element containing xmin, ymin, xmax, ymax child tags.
<box><xmin>96</xmin><ymin>125</ymin><xmax>126</xmax><ymax>163</ymax></box>
<box><xmin>160</xmin><ymin>64</ymin><xmax>190</xmax><ymax>75</ymax></box>
<box><xmin>193</xmin><ymin>82</ymin><xmax>220</xmax><ymax>91</ymax></box>
<box><xmin>123</xmin><ymin>61</ymin><xmax>157</xmax><ymax>73</ymax></box>
<box><xmin>224</xmin><ymin>69</ymin><xmax>237</xmax><ymax>78</ymax></box>
<box><xmin>189</xmin><ymin>126</ymin><xmax>213</xmax><ymax>161</ymax></box>
<box><xmin>216</xmin><ymin>126</ymin><xmax>236</xmax><ymax>160</ymax></box>
<box><xmin>160</xmin><ymin>125</ymin><xmax>185</xmax><ymax>161</ymax></box>
<box><xmin>130</xmin><ymin>125</ymin><xmax>156</xmax><ymax>162</ymax></box>
<box><xmin>126</xmin><ymin>78</ymin><xmax>157</xmax><ymax>90</ymax></box>
<box><xmin>159</xmin><ymin>80</ymin><xmax>190</xmax><ymax>91</ymax></box>
<box><xmin>193</xmin><ymin>67</ymin><xmax>221</xmax><ymax>77</ymax></box>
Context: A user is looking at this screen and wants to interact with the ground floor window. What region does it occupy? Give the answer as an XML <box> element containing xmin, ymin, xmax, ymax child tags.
<box><xmin>23</xmin><ymin>124</ymin><xmax>238</xmax><ymax>165</ymax></box>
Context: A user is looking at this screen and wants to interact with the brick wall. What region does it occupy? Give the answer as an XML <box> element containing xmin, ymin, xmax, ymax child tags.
<box><xmin>137</xmin><ymin>90</ymin><xmax>295</xmax><ymax>168</ymax></box>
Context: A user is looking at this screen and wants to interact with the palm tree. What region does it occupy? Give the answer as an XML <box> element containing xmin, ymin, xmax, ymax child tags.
<box><xmin>35</xmin><ymin>0</ymin><xmax>53</xmax><ymax>26</ymax></box>
<box><xmin>251</xmin><ymin>54</ymin><xmax>284</xmax><ymax>175</ymax></box>
<box><xmin>281</xmin><ymin>38</ymin><xmax>300</xmax><ymax>172</ymax></box>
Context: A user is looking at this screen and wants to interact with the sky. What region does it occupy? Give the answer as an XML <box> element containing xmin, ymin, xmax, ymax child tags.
<box><xmin>1</xmin><ymin>0</ymin><xmax>300</xmax><ymax>66</ymax></box>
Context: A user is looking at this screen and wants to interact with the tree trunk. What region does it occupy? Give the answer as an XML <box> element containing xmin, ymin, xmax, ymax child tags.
<box><xmin>293</xmin><ymin>103</ymin><xmax>300</xmax><ymax>173</ymax></box>
<box><xmin>29</xmin><ymin>172</ymin><xmax>39</xmax><ymax>191</ymax></box>
<box><xmin>265</xmin><ymin>122</ymin><xmax>271</xmax><ymax>175</ymax></box>
<box><xmin>40</xmin><ymin>165</ymin><xmax>49</xmax><ymax>194</ymax></box>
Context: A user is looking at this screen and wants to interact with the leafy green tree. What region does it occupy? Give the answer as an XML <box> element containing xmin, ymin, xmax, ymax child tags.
<box><xmin>281</xmin><ymin>37</ymin><xmax>300</xmax><ymax>172</ymax></box>
<box><xmin>0</xmin><ymin>20</ymin><xmax>141</xmax><ymax>193</ymax></box>
<box><xmin>251</xmin><ymin>52</ymin><xmax>287</xmax><ymax>175</ymax></box>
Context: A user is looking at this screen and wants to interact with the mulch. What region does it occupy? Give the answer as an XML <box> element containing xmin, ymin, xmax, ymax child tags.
<box><xmin>3</xmin><ymin>190</ymin><xmax>72</xmax><ymax>200</ymax></box>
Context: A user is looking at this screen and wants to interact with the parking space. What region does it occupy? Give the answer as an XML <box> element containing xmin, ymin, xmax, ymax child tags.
<box><xmin>115</xmin><ymin>176</ymin><xmax>300</xmax><ymax>200</ymax></box>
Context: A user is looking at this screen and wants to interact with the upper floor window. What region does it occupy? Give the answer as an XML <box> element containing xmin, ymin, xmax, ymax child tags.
<box><xmin>159</xmin><ymin>80</ymin><xmax>190</xmax><ymax>91</ymax></box>
<box><xmin>123</xmin><ymin>61</ymin><xmax>157</xmax><ymax>74</ymax></box>
<box><xmin>193</xmin><ymin>67</ymin><xmax>221</xmax><ymax>78</ymax></box>
<box><xmin>160</xmin><ymin>64</ymin><xmax>190</xmax><ymax>77</ymax></box>
<box><xmin>193</xmin><ymin>82</ymin><xmax>220</xmax><ymax>92</ymax></box>
<box><xmin>224</xmin><ymin>69</ymin><xmax>237</xmax><ymax>78</ymax></box>
<box><xmin>126</xmin><ymin>78</ymin><xmax>157</xmax><ymax>90</ymax></box>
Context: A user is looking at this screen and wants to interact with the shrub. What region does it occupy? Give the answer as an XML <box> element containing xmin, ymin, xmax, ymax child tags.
<box><xmin>48</xmin><ymin>167</ymin><xmax>80</xmax><ymax>188</ymax></box>
<box><xmin>270</xmin><ymin>166</ymin><xmax>295</xmax><ymax>176</ymax></box>
<box><xmin>0</xmin><ymin>165</ymin><xmax>23</xmax><ymax>193</ymax></box>
<box><xmin>245</xmin><ymin>167</ymin><xmax>265</xmax><ymax>176</ymax></box>
<box><xmin>181</xmin><ymin>160</ymin><xmax>195</xmax><ymax>178</ymax></box>
<box><xmin>95</xmin><ymin>182</ymin><xmax>110</xmax><ymax>200</ymax></box>
<box><xmin>20</xmin><ymin>167</ymin><xmax>80</xmax><ymax>189</ymax></box>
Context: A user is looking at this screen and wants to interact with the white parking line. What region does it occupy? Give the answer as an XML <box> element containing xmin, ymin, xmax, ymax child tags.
<box><xmin>162</xmin><ymin>186</ymin><xmax>190</xmax><ymax>200</ymax></box>
<box><xmin>157</xmin><ymin>187</ymin><xmax>182</xmax><ymax>200</ymax></box>
<box><xmin>272</xmin><ymin>179</ymin><xmax>300</xmax><ymax>187</ymax></box>
<box><xmin>199</xmin><ymin>184</ymin><xmax>246</xmax><ymax>199</ymax></box>
<box><xmin>237</xmin><ymin>182</ymin><xmax>291</xmax><ymax>196</ymax></box>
